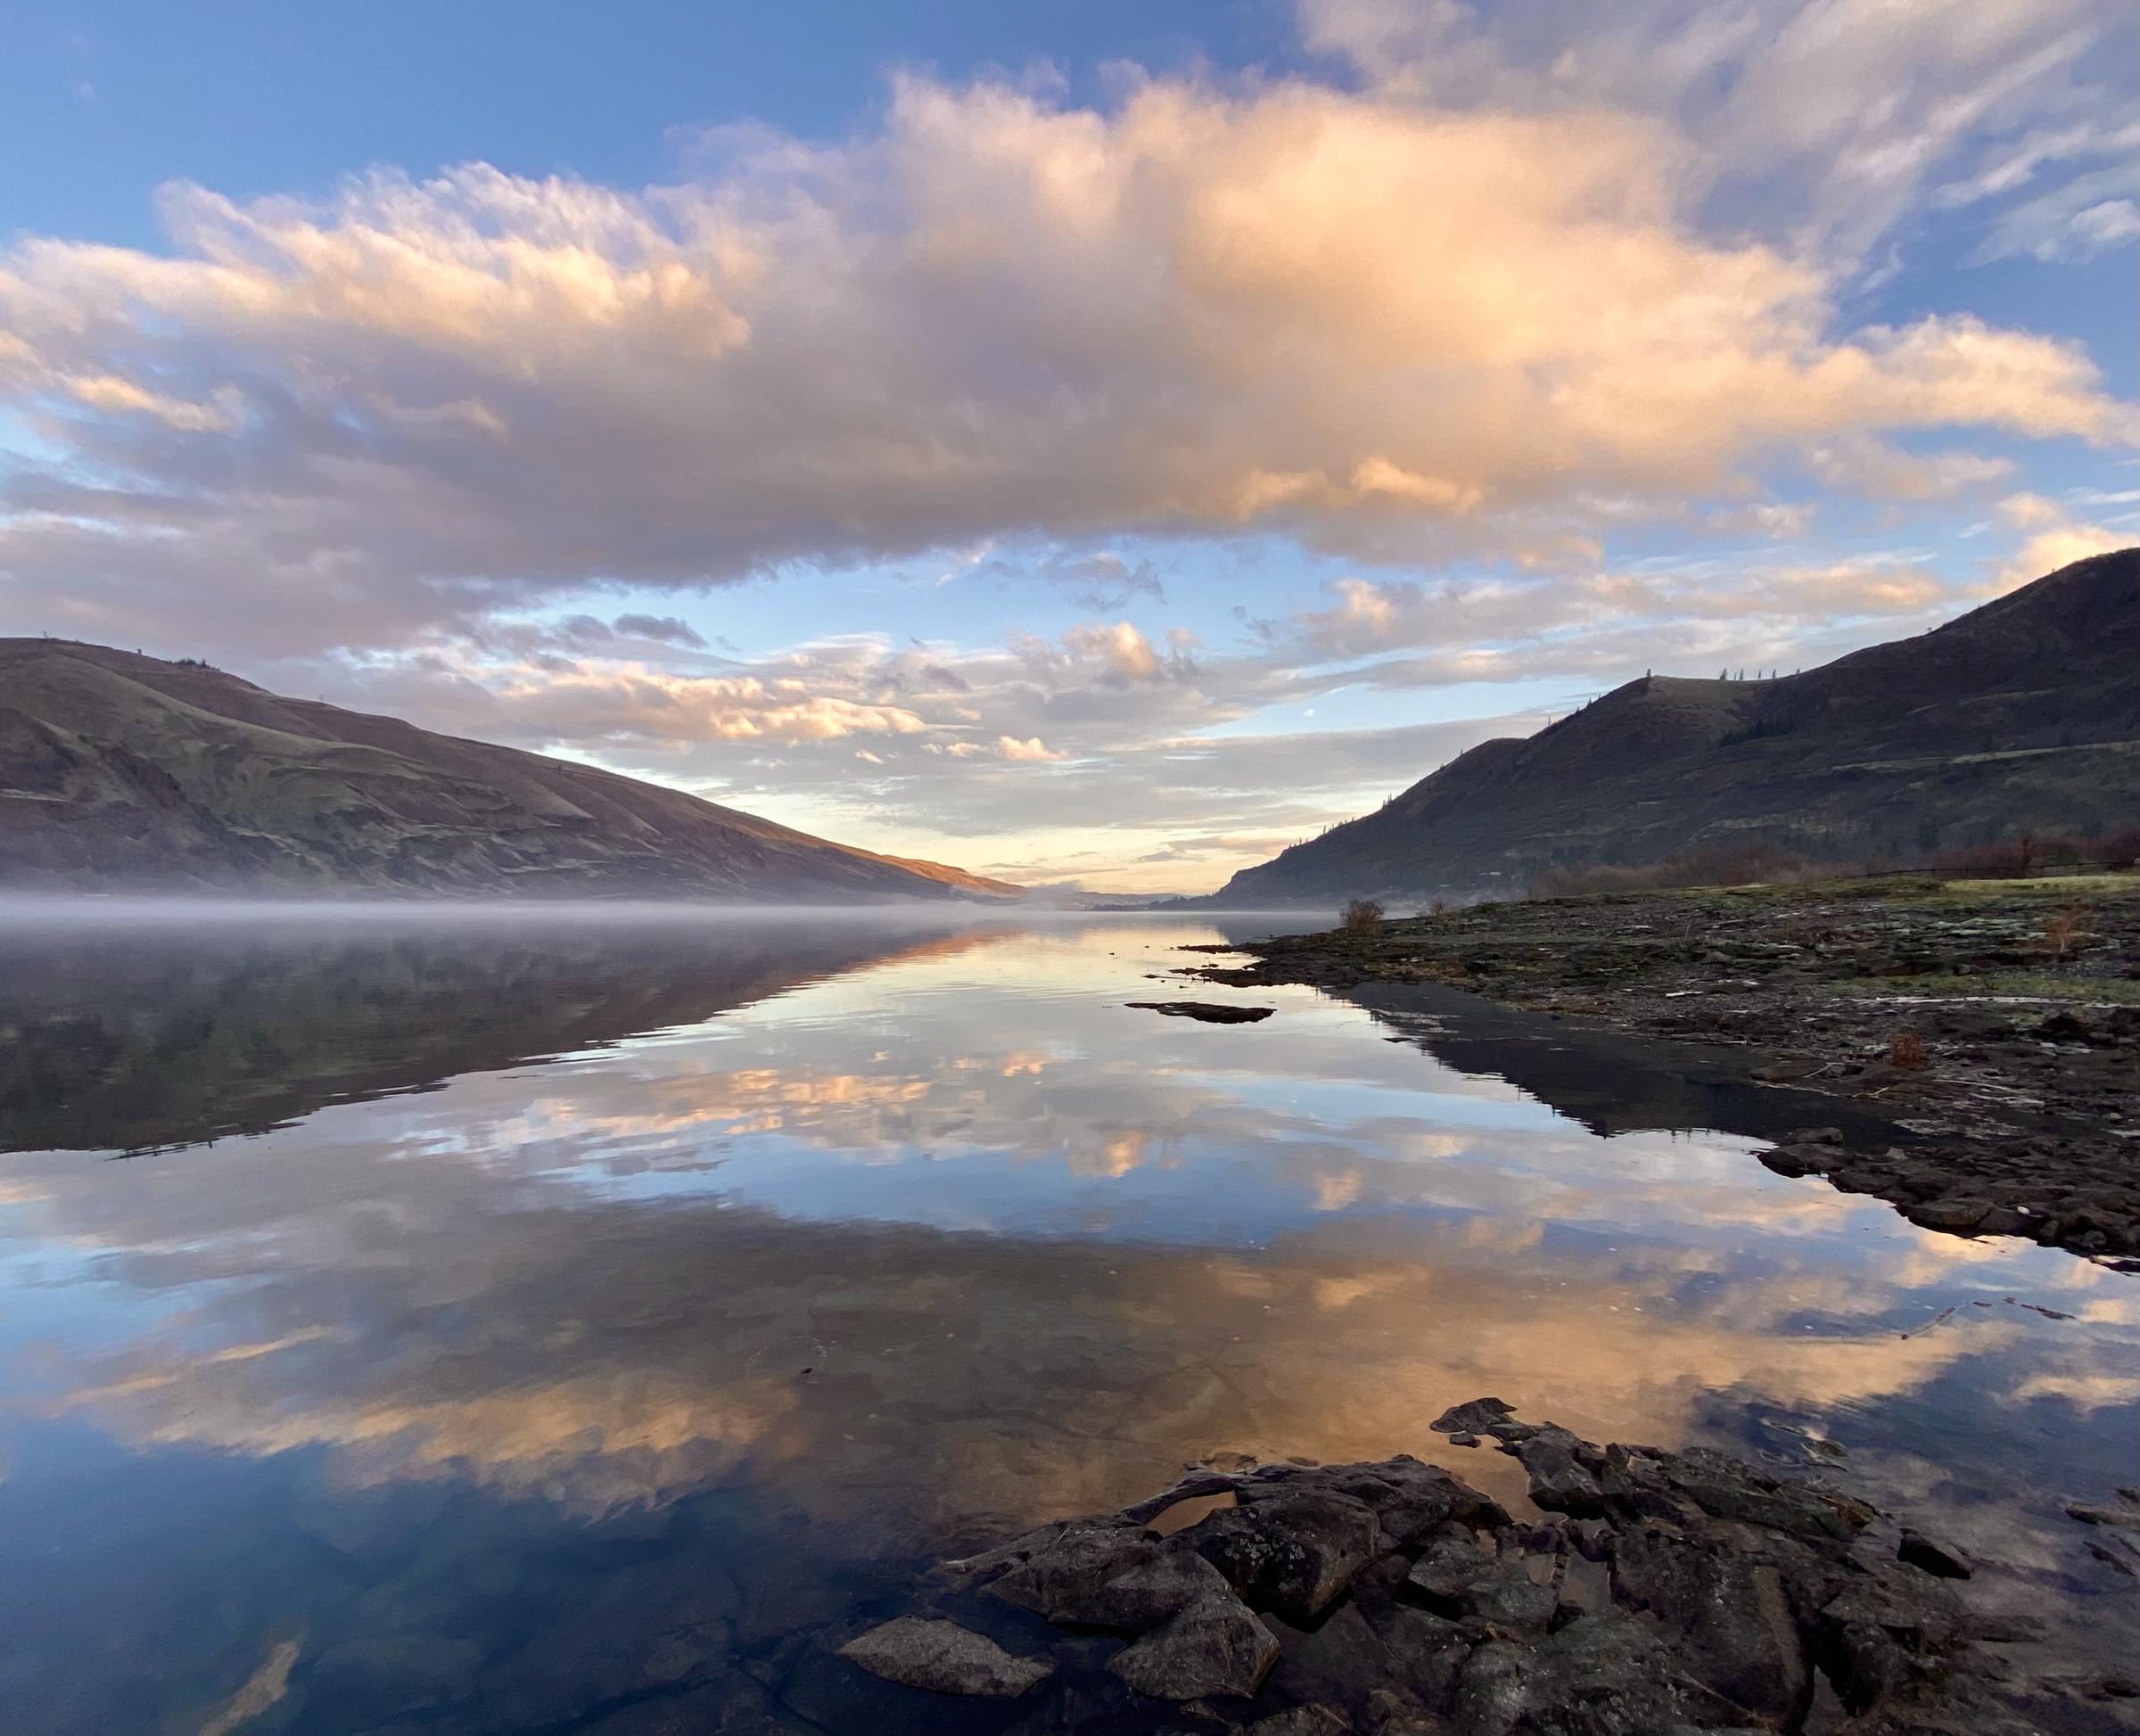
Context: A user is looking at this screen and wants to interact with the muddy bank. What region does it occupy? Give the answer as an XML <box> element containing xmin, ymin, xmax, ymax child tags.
<box><xmin>832</xmin><ymin>1403</ymin><xmax>2129</xmax><ymax>1733</ymax></box>
<box><xmin>1192</xmin><ymin>876</ymin><xmax>2140</xmax><ymax>1266</ymax></box>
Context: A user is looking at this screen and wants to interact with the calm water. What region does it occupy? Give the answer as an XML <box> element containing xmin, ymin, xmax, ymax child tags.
<box><xmin>0</xmin><ymin>908</ymin><xmax>2133</xmax><ymax>1734</ymax></box>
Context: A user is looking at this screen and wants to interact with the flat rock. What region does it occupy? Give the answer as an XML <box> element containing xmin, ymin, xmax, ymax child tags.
<box><xmin>838</xmin><ymin>1617</ymin><xmax>1052</xmax><ymax>1698</ymax></box>
<box><xmin>1907</xmin><ymin>1197</ymin><xmax>1992</xmax><ymax>1230</ymax></box>
<box><xmin>1107</xmin><ymin>1591</ymin><xmax>1280</xmax><ymax>1700</ymax></box>
<box><xmin>1127</xmin><ymin>1000</ymin><xmax>1276</xmax><ymax>1024</ymax></box>
<box><xmin>1899</xmin><ymin>1527</ymin><xmax>1975</xmax><ymax>1579</ymax></box>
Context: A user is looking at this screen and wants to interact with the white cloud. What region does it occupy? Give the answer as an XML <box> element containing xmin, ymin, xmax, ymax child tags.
<box><xmin>1301</xmin><ymin>0</ymin><xmax>2138</xmax><ymax>264</ymax></box>
<box><xmin>0</xmin><ymin>68</ymin><xmax>2129</xmax><ymax>659</ymax></box>
<box><xmin>997</xmin><ymin>734</ymin><xmax>1069</xmax><ymax>762</ymax></box>
<box><xmin>1993</xmin><ymin>492</ymin><xmax>2128</xmax><ymax>589</ymax></box>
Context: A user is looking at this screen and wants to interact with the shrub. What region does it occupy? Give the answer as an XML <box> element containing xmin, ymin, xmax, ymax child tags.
<box><xmin>1887</xmin><ymin>1031</ymin><xmax>1926</xmax><ymax>1071</ymax></box>
<box><xmin>2040</xmin><ymin>906</ymin><xmax>2091</xmax><ymax>964</ymax></box>
<box><xmin>1341</xmin><ymin>898</ymin><xmax>1386</xmax><ymax>935</ymax></box>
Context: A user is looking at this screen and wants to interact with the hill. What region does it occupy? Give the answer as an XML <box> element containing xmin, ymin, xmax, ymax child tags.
<box><xmin>1206</xmin><ymin>548</ymin><xmax>2140</xmax><ymax>902</ymax></box>
<box><xmin>0</xmin><ymin>639</ymin><xmax>1023</xmax><ymax>901</ymax></box>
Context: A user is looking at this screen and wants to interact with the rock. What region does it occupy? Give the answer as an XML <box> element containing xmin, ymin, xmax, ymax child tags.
<box><xmin>1091</xmin><ymin>1548</ymin><xmax>1237</xmax><ymax>1632</ymax></box>
<box><xmin>1246</xmin><ymin>1707</ymin><xmax>1351</xmax><ymax>1736</ymax></box>
<box><xmin>1264</xmin><ymin>1600</ymin><xmax>1435</xmax><ymax>1728</ymax></box>
<box><xmin>1609</xmin><ymin>1528</ymin><xmax>1812</xmax><ymax>1726</ymax></box>
<box><xmin>1193</xmin><ymin>1491</ymin><xmax>1384</xmax><ymax>1623</ymax></box>
<box><xmin>1431</xmin><ymin>1396</ymin><xmax>1515</xmax><ymax>1434</ymax></box>
<box><xmin>1653</xmin><ymin>1446</ymin><xmax>1873</xmax><ymax>1542</ymax></box>
<box><xmin>1312</xmin><ymin>1458</ymin><xmax>1505</xmax><ymax>1546</ymax></box>
<box><xmin>2065</xmin><ymin>1500</ymin><xmax>2140</xmax><ymax>1532</ymax></box>
<box><xmin>1814</xmin><ymin>1567</ymin><xmax>1968</xmax><ymax>1715</ymax></box>
<box><xmin>1516</xmin><ymin>1429</ymin><xmax>1607</xmax><ymax>1518</ymax></box>
<box><xmin>873</xmin><ymin>1406</ymin><xmax>2041</xmax><ymax>1734</ymax></box>
<box><xmin>837</xmin><ymin>1617</ymin><xmax>1052</xmax><ymax>1697</ymax></box>
<box><xmin>1127</xmin><ymin>1001</ymin><xmax>1276</xmax><ymax>1024</ymax></box>
<box><xmin>1899</xmin><ymin>1527</ymin><xmax>1975</xmax><ymax>1579</ymax></box>
<box><xmin>1787</xmin><ymin>1125</ymin><xmax>1848</xmax><ymax>1146</ymax></box>
<box><xmin>1448</xmin><ymin>1431</ymin><xmax>1479</xmax><ymax>1448</ymax></box>
<box><xmin>1453</xmin><ymin>1617</ymin><xmax>1751</xmax><ymax>1736</ymax></box>
<box><xmin>986</xmin><ymin>1520</ymin><xmax>1158</xmax><ymax>1622</ymax></box>
<box><xmin>1907</xmin><ymin>1197</ymin><xmax>1992</xmax><ymax>1231</ymax></box>
<box><xmin>1758</xmin><ymin>1144</ymin><xmax>1829</xmax><ymax>1178</ymax></box>
<box><xmin>1107</xmin><ymin>1591</ymin><xmax>1280</xmax><ymax>1700</ymax></box>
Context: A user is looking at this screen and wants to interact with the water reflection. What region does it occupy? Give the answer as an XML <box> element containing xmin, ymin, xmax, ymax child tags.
<box><xmin>0</xmin><ymin>913</ymin><xmax>2132</xmax><ymax>1735</ymax></box>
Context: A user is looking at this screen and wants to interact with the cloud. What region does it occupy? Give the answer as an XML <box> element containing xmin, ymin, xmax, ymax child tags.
<box><xmin>1062</xmin><ymin>621</ymin><xmax>1167</xmax><ymax>682</ymax></box>
<box><xmin>0</xmin><ymin>68</ymin><xmax>2129</xmax><ymax>658</ymax></box>
<box><xmin>997</xmin><ymin>734</ymin><xmax>1069</xmax><ymax>762</ymax></box>
<box><xmin>1809</xmin><ymin>440</ymin><xmax>2015</xmax><ymax>502</ymax></box>
<box><xmin>1993</xmin><ymin>491</ymin><xmax>2129</xmax><ymax>590</ymax></box>
<box><xmin>1301</xmin><ymin>0</ymin><xmax>2139</xmax><ymax>263</ymax></box>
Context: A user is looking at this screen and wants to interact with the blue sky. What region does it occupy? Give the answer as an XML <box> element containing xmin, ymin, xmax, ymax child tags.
<box><xmin>2</xmin><ymin>0</ymin><xmax>2135</xmax><ymax>889</ymax></box>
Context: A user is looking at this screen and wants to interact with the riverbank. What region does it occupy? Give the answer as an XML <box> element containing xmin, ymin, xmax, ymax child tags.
<box><xmin>1192</xmin><ymin>874</ymin><xmax>2140</xmax><ymax>1266</ymax></box>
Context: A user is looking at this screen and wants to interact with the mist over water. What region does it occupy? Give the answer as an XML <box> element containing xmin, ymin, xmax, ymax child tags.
<box><xmin>0</xmin><ymin>909</ymin><xmax>2131</xmax><ymax>1733</ymax></box>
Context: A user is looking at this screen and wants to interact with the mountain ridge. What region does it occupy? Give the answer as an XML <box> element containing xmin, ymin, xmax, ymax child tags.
<box><xmin>0</xmin><ymin>638</ymin><xmax>1023</xmax><ymax>901</ymax></box>
<box><xmin>1200</xmin><ymin>548</ymin><xmax>2140</xmax><ymax>903</ymax></box>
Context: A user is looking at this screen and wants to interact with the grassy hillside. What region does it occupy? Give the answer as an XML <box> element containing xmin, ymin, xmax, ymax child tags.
<box><xmin>1210</xmin><ymin>549</ymin><xmax>2140</xmax><ymax>901</ymax></box>
<box><xmin>0</xmin><ymin>640</ymin><xmax>1023</xmax><ymax>901</ymax></box>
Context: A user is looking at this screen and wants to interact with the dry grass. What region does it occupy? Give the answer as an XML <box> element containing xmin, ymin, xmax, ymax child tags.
<box><xmin>2039</xmin><ymin>905</ymin><xmax>2092</xmax><ymax>964</ymax></box>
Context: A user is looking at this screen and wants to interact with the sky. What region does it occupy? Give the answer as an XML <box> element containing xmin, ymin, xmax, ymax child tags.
<box><xmin>1</xmin><ymin>0</ymin><xmax>2135</xmax><ymax>893</ymax></box>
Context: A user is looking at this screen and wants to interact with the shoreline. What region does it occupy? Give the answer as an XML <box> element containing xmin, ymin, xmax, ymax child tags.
<box><xmin>1188</xmin><ymin>875</ymin><xmax>2140</xmax><ymax>1269</ymax></box>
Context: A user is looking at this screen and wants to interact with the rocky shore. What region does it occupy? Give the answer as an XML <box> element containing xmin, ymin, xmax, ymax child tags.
<box><xmin>1190</xmin><ymin>876</ymin><xmax>2140</xmax><ymax>1265</ymax></box>
<box><xmin>833</xmin><ymin>1401</ymin><xmax>2113</xmax><ymax>1733</ymax></box>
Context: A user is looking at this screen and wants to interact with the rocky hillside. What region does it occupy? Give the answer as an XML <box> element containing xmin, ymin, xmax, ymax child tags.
<box><xmin>0</xmin><ymin>639</ymin><xmax>1023</xmax><ymax>901</ymax></box>
<box><xmin>1209</xmin><ymin>549</ymin><xmax>2140</xmax><ymax>901</ymax></box>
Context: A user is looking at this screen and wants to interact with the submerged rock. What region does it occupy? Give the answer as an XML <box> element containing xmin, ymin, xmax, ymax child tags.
<box><xmin>1126</xmin><ymin>1000</ymin><xmax>1277</xmax><ymax>1024</ymax></box>
<box><xmin>836</xmin><ymin>1617</ymin><xmax>1052</xmax><ymax>1697</ymax></box>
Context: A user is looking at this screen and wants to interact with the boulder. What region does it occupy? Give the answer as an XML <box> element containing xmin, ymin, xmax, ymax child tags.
<box><xmin>1194</xmin><ymin>1490</ymin><xmax>1385</xmax><ymax>1623</ymax></box>
<box><xmin>985</xmin><ymin>1520</ymin><xmax>1159</xmax><ymax>1623</ymax></box>
<box><xmin>1516</xmin><ymin>1429</ymin><xmax>1607</xmax><ymax>1518</ymax></box>
<box><xmin>837</xmin><ymin>1617</ymin><xmax>1052</xmax><ymax>1697</ymax></box>
<box><xmin>1107</xmin><ymin>1591</ymin><xmax>1280</xmax><ymax>1700</ymax></box>
<box><xmin>1091</xmin><ymin>1548</ymin><xmax>1236</xmax><ymax>1632</ymax></box>
<box><xmin>1608</xmin><ymin>1527</ymin><xmax>1813</xmax><ymax>1726</ymax></box>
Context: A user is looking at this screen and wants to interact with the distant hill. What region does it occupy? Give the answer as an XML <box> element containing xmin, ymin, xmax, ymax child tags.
<box><xmin>0</xmin><ymin>639</ymin><xmax>1024</xmax><ymax>901</ymax></box>
<box><xmin>1205</xmin><ymin>549</ymin><xmax>2140</xmax><ymax>903</ymax></box>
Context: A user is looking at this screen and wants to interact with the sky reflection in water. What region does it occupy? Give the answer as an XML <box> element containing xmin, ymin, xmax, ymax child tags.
<box><xmin>0</xmin><ymin>912</ymin><xmax>2132</xmax><ymax>1735</ymax></box>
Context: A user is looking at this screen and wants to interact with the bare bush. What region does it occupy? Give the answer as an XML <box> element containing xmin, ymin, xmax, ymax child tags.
<box><xmin>2040</xmin><ymin>906</ymin><xmax>2091</xmax><ymax>964</ymax></box>
<box><xmin>1341</xmin><ymin>898</ymin><xmax>1386</xmax><ymax>935</ymax></box>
